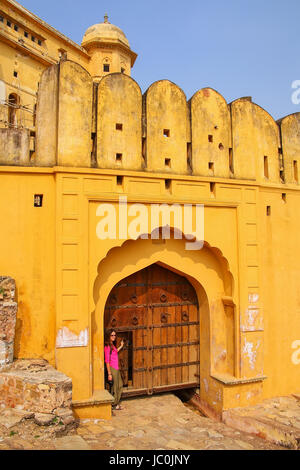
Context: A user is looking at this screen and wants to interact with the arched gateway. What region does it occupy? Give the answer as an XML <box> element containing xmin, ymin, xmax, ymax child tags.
<box><xmin>104</xmin><ymin>263</ymin><xmax>200</xmax><ymax>396</ymax></box>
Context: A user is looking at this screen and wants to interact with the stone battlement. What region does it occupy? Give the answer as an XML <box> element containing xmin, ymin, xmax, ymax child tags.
<box><xmin>0</xmin><ymin>61</ymin><xmax>299</xmax><ymax>187</ymax></box>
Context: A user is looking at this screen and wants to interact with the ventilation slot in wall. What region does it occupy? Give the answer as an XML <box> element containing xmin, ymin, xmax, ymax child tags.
<box><xmin>294</xmin><ymin>160</ymin><xmax>298</xmax><ymax>183</ymax></box>
<box><xmin>116</xmin><ymin>123</ymin><xmax>123</xmax><ymax>131</ymax></box>
<box><xmin>163</xmin><ymin>129</ymin><xmax>170</xmax><ymax>138</ymax></box>
<box><xmin>165</xmin><ymin>158</ymin><xmax>171</xmax><ymax>168</ymax></box>
<box><xmin>210</xmin><ymin>182</ymin><xmax>216</xmax><ymax>197</ymax></box>
<box><xmin>208</xmin><ymin>135</ymin><xmax>213</xmax><ymax>143</ymax></box>
<box><xmin>266</xmin><ymin>206</ymin><xmax>271</xmax><ymax>216</ymax></box>
<box><xmin>264</xmin><ymin>156</ymin><xmax>269</xmax><ymax>179</ymax></box>
<box><xmin>117</xmin><ymin>175</ymin><xmax>123</xmax><ymax>186</ymax></box>
<box><xmin>116</xmin><ymin>153</ymin><xmax>122</xmax><ymax>163</ymax></box>
<box><xmin>165</xmin><ymin>179</ymin><xmax>172</xmax><ymax>191</ymax></box>
<box><xmin>282</xmin><ymin>193</ymin><xmax>287</xmax><ymax>203</ymax></box>
<box><xmin>208</xmin><ymin>162</ymin><xmax>214</xmax><ymax>172</ymax></box>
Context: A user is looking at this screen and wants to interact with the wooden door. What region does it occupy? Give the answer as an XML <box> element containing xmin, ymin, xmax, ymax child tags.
<box><xmin>104</xmin><ymin>264</ymin><xmax>199</xmax><ymax>396</ymax></box>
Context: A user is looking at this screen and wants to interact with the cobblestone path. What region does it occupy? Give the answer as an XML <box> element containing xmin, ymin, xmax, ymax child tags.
<box><xmin>0</xmin><ymin>394</ymin><xmax>286</xmax><ymax>450</ymax></box>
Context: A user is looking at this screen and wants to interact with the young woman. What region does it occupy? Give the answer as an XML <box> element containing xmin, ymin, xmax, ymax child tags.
<box><xmin>104</xmin><ymin>329</ymin><xmax>125</xmax><ymax>410</ymax></box>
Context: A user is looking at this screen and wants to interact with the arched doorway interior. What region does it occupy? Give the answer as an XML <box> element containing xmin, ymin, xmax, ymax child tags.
<box><xmin>104</xmin><ymin>263</ymin><xmax>200</xmax><ymax>397</ymax></box>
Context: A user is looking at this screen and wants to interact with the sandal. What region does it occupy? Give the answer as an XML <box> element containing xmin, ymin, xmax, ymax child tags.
<box><xmin>115</xmin><ymin>405</ymin><xmax>124</xmax><ymax>410</ymax></box>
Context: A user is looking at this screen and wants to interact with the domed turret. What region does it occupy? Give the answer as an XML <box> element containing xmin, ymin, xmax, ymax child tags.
<box><xmin>81</xmin><ymin>15</ymin><xmax>137</xmax><ymax>81</ymax></box>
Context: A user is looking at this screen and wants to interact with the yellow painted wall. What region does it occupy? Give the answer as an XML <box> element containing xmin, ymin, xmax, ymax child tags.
<box><xmin>190</xmin><ymin>88</ymin><xmax>231</xmax><ymax>178</ymax></box>
<box><xmin>144</xmin><ymin>80</ymin><xmax>189</xmax><ymax>175</ymax></box>
<box><xmin>0</xmin><ymin>169</ymin><xmax>56</xmax><ymax>364</ymax></box>
<box><xmin>0</xmin><ymin>2</ymin><xmax>300</xmax><ymax>419</ymax></box>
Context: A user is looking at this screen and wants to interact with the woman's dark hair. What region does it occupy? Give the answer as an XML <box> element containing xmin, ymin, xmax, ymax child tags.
<box><xmin>104</xmin><ymin>329</ymin><xmax>117</xmax><ymax>348</ymax></box>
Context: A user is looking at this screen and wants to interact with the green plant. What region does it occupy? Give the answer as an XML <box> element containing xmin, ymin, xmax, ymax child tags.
<box><xmin>9</xmin><ymin>431</ymin><xmax>17</xmax><ymax>437</ymax></box>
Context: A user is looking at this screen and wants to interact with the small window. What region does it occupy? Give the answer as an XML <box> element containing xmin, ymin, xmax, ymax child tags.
<box><xmin>121</xmin><ymin>67</ymin><xmax>125</xmax><ymax>73</ymax></box>
<box><xmin>208</xmin><ymin>162</ymin><xmax>214</xmax><ymax>171</ymax></box>
<box><xmin>24</xmin><ymin>31</ymin><xmax>28</xmax><ymax>38</ymax></box>
<box><xmin>117</xmin><ymin>175</ymin><xmax>123</xmax><ymax>186</ymax></box>
<box><xmin>208</xmin><ymin>135</ymin><xmax>213</xmax><ymax>143</ymax></box>
<box><xmin>13</xmin><ymin>71</ymin><xmax>18</xmax><ymax>77</ymax></box>
<box><xmin>0</xmin><ymin>16</ymin><xmax>4</xmax><ymax>23</ymax></box>
<box><xmin>266</xmin><ymin>206</ymin><xmax>271</xmax><ymax>216</ymax></box>
<box><xmin>7</xmin><ymin>20</ymin><xmax>11</xmax><ymax>27</ymax></box>
<box><xmin>165</xmin><ymin>158</ymin><xmax>171</xmax><ymax>168</ymax></box>
<box><xmin>293</xmin><ymin>160</ymin><xmax>298</xmax><ymax>183</ymax></box>
<box><xmin>34</xmin><ymin>194</ymin><xmax>43</xmax><ymax>207</ymax></box>
<box><xmin>218</xmin><ymin>143</ymin><xmax>224</xmax><ymax>150</ymax></box>
<box><xmin>14</xmin><ymin>24</ymin><xmax>18</xmax><ymax>31</ymax></box>
<box><xmin>116</xmin><ymin>153</ymin><xmax>122</xmax><ymax>162</ymax></box>
<box><xmin>264</xmin><ymin>156</ymin><xmax>269</xmax><ymax>179</ymax></box>
<box><xmin>163</xmin><ymin>129</ymin><xmax>170</xmax><ymax>138</ymax></box>
<box><xmin>165</xmin><ymin>179</ymin><xmax>171</xmax><ymax>191</ymax></box>
<box><xmin>31</xmin><ymin>35</ymin><xmax>35</xmax><ymax>42</ymax></box>
<box><xmin>103</xmin><ymin>64</ymin><xmax>110</xmax><ymax>72</ymax></box>
<box><xmin>116</xmin><ymin>123</ymin><xmax>123</xmax><ymax>131</ymax></box>
<box><xmin>38</xmin><ymin>39</ymin><xmax>42</xmax><ymax>46</ymax></box>
<box><xmin>210</xmin><ymin>182</ymin><xmax>216</xmax><ymax>196</ymax></box>
<box><xmin>282</xmin><ymin>193</ymin><xmax>287</xmax><ymax>203</ymax></box>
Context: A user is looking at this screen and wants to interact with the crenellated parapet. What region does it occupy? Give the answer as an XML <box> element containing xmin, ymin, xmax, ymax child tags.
<box><xmin>0</xmin><ymin>59</ymin><xmax>299</xmax><ymax>186</ymax></box>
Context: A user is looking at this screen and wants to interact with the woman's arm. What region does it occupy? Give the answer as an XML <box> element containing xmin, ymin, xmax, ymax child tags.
<box><xmin>104</xmin><ymin>346</ymin><xmax>113</xmax><ymax>379</ymax></box>
<box><xmin>117</xmin><ymin>339</ymin><xmax>124</xmax><ymax>352</ymax></box>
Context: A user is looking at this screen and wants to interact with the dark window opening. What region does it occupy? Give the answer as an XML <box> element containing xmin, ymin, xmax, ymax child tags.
<box><xmin>208</xmin><ymin>135</ymin><xmax>213</xmax><ymax>143</ymax></box>
<box><xmin>24</xmin><ymin>31</ymin><xmax>28</xmax><ymax>38</ymax></box>
<box><xmin>121</xmin><ymin>67</ymin><xmax>125</xmax><ymax>73</ymax></box>
<box><xmin>280</xmin><ymin>170</ymin><xmax>284</xmax><ymax>182</ymax></box>
<box><xmin>14</xmin><ymin>24</ymin><xmax>18</xmax><ymax>31</ymax></box>
<box><xmin>208</xmin><ymin>162</ymin><xmax>214</xmax><ymax>171</ymax></box>
<box><xmin>266</xmin><ymin>206</ymin><xmax>271</xmax><ymax>216</ymax></box>
<box><xmin>165</xmin><ymin>179</ymin><xmax>171</xmax><ymax>191</ymax></box>
<box><xmin>219</xmin><ymin>143</ymin><xmax>224</xmax><ymax>150</ymax></box>
<box><xmin>165</xmin><ymin>158</ymin><xmax>171</xmax><ymax>168</ymax></box>
<box><xmin>282</xmin><ymin>193</ymin><xmax>287</xmax><ymax>203</ymax></box>
<box><xmin>34</xmin><ymin>194</ymin><xmax>43</xmax><ymax>207</ymax></box>
<box><xmin>103</xmin><ymin>64</ymin><xmax>110</xmax><ymax>72</ymax></box>
<box><xmin>163</xmin><ymin>129</ymin><xmax>170</xmax><ymax>138</ymax></box>
<box><xmin>13</xmin><ymin>71</ymin><xmax>18</xmax><ymax>77</ymax></box>
<box><xmin>7</xmin><ymin>20</ymin><xmax>11</xmax><ymax>27</ymax></box>
<box><xmin>38</xmin><ymin>39</ymin><xmax>42</xmax><ymax>46</ymax></box>
<box><xmin>0</xmin><ymin>16</ymin><xmax>4</xmax><ymax>23</ymax></box>
<box><xmin>117</xmin><ymin>175</ymin><xmax>123</xmax><ymax>186</ymax></box>
<box><xmin>116</xmin><ymin>153</ymin><xmax>122</xmax><ymax>162</ymax></box>
<box><xmin>264</xmin><ymin>156</ymin><xmax>269</xmax><ymax>179</ymax></box>
<box><xmin>293</xmin><ymin>160</ymin><xmax>298</xmax><ymax>183</ymax></box>
<box><xmin>31</xmin><ymin>35</ymin><xmax>35</xmax><ymax>42</ymax></box>
<box><xmin>116</xmin><ymin>123</ymin><xmax>123</xmax><ymax>131</ymax></box>
<box><xmin>210</xmin><ymin>182</ymin><xmax>216</xmax><ymax>196</ymax></box>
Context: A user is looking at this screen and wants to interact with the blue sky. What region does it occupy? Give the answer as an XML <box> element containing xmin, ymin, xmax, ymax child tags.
<box><xmin>20</xmin><ymin>0</ymin><xmax>300</xmax><ymax>120</ymax></box>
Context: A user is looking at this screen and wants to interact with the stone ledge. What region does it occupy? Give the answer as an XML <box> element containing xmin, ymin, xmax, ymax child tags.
<box><xmin>72</xmin><ymin>390</ymin><xmax>114</xmax><ymax>408</ymax></box>
<box><xmin>211</xmin><ymin>373</ymin><xmax>267</xmax><ymax>385</ymax></box>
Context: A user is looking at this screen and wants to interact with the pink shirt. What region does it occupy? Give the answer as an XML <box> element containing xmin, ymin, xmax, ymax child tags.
<box><xmin>104</xmin><ymin>345</ymin><xmax>119</xmax><ymax>370</ymax></box>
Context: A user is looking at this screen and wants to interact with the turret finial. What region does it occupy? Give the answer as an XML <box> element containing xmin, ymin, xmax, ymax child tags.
<box><xmin>104</xmin><ymin>14</ymin><xmax>109</xmax><ymax>23</ymax></box>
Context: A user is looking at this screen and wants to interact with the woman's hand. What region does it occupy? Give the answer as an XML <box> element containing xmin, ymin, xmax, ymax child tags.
<box><xmin>120</xmin><ymin>339</ymin><xmax>124</xmax><ymax>348</ymax></box>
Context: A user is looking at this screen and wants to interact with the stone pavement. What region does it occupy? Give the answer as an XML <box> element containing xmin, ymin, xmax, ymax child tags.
<box><xmin>223</xmin><ymin>394</ymin><xmax>300</xmax><ymax>450</ymax></box>
<box><xmin>0</xmin><ymin>393</ymin><xmax>286</xmax><ymax>450</ymax></box>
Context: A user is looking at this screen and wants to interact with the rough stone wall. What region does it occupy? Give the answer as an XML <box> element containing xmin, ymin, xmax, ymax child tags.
<box><xmin>0</xmin><ymin>359</ymin><xmax>72</xmax><ymax>413</ymax></box>
<box><xmin>0</xmin><ymin>277</ymin><xmax>17</xmax><ymax>369</ymax></box>
<box><xmin>0</xmin><ymin>129</ymin><xmax>30</xmax><ymax>166</ymax></box>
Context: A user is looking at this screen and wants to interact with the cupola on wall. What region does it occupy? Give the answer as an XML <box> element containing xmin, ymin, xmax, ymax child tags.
<box><xmin>81</xmin><ymin>15</ymin><xmax>137</xmax><ymax>82</ymax></box>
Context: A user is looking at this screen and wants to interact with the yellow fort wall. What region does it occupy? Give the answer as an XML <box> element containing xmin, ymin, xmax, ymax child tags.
<box><xmin>0</xmin><ymin>49</ymin><xmax>300</xmax><ymax>417</ymax></box>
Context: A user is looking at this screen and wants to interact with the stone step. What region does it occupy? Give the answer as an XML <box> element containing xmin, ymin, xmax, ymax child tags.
<box><xmin>222</xmin><ymin>408</ymin><xmax>300</xmax><ymax>449</ymax></box>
